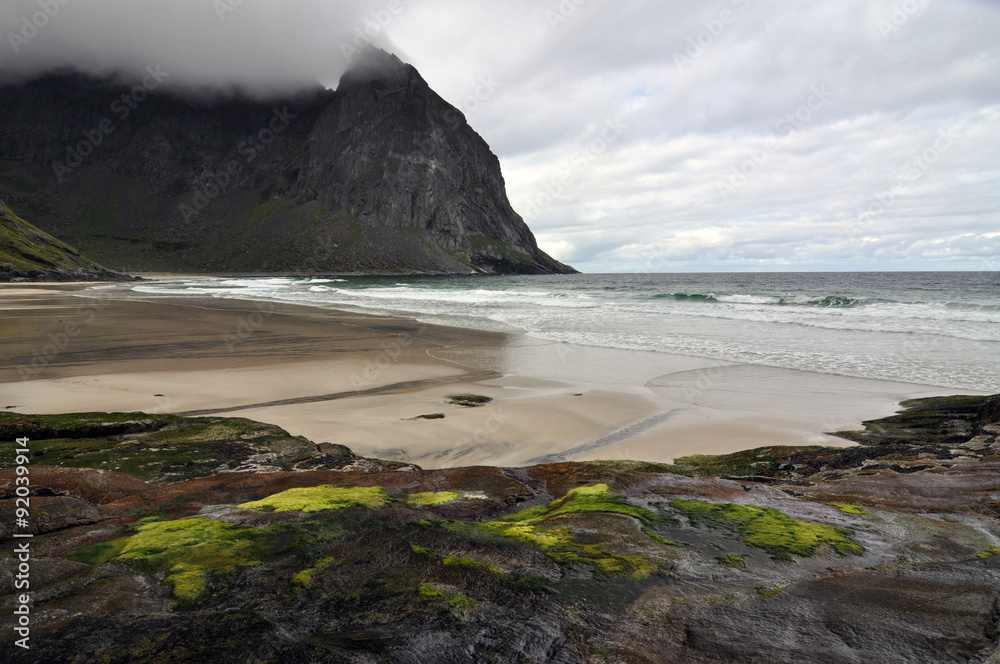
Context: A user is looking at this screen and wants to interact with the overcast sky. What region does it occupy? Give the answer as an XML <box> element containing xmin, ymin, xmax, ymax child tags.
<box><xmin>2</xmin><ymin>0</ymin><xmax>998</xmax><ymax>272</ymax></box>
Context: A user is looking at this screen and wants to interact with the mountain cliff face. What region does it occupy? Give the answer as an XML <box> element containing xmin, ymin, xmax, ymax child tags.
<box><xmin>0</xmin><ymin>51</ymin><xmax>574</xmax><ymax>275</ymax></box>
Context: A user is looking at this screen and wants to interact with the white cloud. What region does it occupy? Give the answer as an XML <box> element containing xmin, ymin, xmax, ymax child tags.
<box><xmin>391</xmin><ymin>0</ymin><xmax>1000</xmax><ymax>271</ymax></box>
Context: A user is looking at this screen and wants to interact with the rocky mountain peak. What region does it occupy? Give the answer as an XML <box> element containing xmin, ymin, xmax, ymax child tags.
<box><xmin>338</xmin><ymin>48</ymin><xmax>417</xmax><ymax>88</ymax></box>
<box><xmin>0</xmin><ymin>55</ymin><xmax>574</xmax><ymax>275</ymax></box>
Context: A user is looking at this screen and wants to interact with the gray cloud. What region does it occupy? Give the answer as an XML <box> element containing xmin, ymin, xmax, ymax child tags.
<box><xmin>0</xmin><ymin>0</ymin><xmax>402</xmax><ymax>94</ymax></box>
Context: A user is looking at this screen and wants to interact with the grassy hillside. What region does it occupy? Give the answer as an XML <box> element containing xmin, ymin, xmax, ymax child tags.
<box><xmin>0</xmin><ymin>198</ymin><xmax>122</xmax><ymax>279</ymax></box>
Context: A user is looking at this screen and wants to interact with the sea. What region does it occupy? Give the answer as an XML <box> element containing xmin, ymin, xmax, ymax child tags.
<box><xmin>128</xmin><ymin>272</ymin><xmax>1000</xmax><ymax>393</ymax></box>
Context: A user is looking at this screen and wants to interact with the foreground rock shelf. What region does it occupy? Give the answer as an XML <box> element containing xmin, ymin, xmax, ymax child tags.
<box><xmin>2</xmin><ymin>394</ymin><xmax>999</xmax><ymax>663</ymax></box>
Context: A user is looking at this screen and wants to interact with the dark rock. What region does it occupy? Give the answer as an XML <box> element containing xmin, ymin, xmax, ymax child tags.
<box><xmin>3</xmin><ymin>405</ymin><xmax>1000</xmax><ymax>663</ymax></box>
<box><xmin>831</xmin><ymin>394</ymin><xmax>986</xmax><ymax>448</ymax></box>
<box><xmin>0</xmin><ymin>496</ymin><xmax>100</xmax><ymax>538</ymax></box>
<box><xmin>317</xmin><ymin>442</ymin><xmax>356</xmax><ymax>458</ymax></box>
<box><xmin>977</xmin><ymin>394</ymin><xmax>1000</xmax><ymax>429</ymax></box>
<box><xmin>673</xmin><ymin>559</ymin><xmax>1000</xmax><ymax>663</ymax></box>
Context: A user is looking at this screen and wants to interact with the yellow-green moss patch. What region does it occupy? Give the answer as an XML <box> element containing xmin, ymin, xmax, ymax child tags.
<box><xmin>643</xmin><ymin>529</ymin><xmax>678</xmax><ymax>547</ymax></box>
<box><xmin>407</xmin><ymin>491</ymin><xmax>460</xmax><ymax>507</ymax></box>
<box><xmin>827</xmin><ymin>502</ymin><xmax>868</xmax><ymax>515</ymax></box>
<box><xmin>417</xmin><ymin>583</ymin><xmax>477</xmax><ymax>610</ymax></box>
<box><xmin>290</xmin><ymin>556</ymin><xmax>334</xmax><ymax>589</ymax></box>
<box><xmin>66</xmin><ymin>517</ymin><xmax>299</xmax><ymax>602</ymax></box>
<box><xmin>976</xmin><ymin>547</ymin><xmax>1000</xmax><ymax>558</ymax></box>
<box><xmin>410</xmin><ymin>544</ymin><xmax>436</xmax><ymax>556</ymax></box>
<box><xmin>65</xmin><ymin>537</ymin><xmax>129</xmax><ymax>565</ymax></box>
<box><xmin>671</xmin><ymin>499</ymin><xmax>863</xmax><ymax>560</ymax></box>
<box><xmin>422</xmin><ymin>484</ymin><xmax>661</xmax><ymax>579</ymax></box>
<box><xmin>443</xmin><ymin>556</ymin><xmax>503</xmax><ymax>576</ymax></box>
<box><xmin>237</xmin><ymin>485</ymin><xmax>386</xmax><ymax>513</ymax></box>
<box><xmin>716</xmin><ymin>553</ymin><xmax>746</xmax><ymax>569</ymax></box>
<box><xmin>756</xmin><ymin>586</ymin><xmax>783</xmax><ymax>599</ymax></box>
<box><xmin>500</xmin><ymin>484</ymin><xmax>660</xmax><ymax>526</ymax></box>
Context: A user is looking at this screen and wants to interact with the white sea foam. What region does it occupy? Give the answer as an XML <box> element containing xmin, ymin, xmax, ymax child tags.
<box><xmin>125</xmin><ymin>273</ymin><xmax>1000</xmax><ymax>392</ymax></box>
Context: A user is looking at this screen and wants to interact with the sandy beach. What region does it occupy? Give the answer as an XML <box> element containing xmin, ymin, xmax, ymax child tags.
<box><xmin>0</xmin><ymin>282</ymin><xmax>978</xmax><ymax>468</ymax></box>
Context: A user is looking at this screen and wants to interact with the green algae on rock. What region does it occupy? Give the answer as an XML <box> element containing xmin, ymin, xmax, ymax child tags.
<box><xmin>442</xmin><ymin>556</ymin><xmax>504</xmax><ymax>576</ymax></box>
<box><xmin>416</xmin><ymin>583</ymin><xmax>476</xmax><ymax>610</ymax></box>
<box><xmin>0</xmin><ymin>411</ymin><xmax>328</xmax><ymax>482</ymax></box>
<box><xmin>290</xmin><ymin>556</ymin><xmax>335</xmax><ymax>589</ymax></box>
<box><xmin>831</xmin><ymin>394</ymin><xmax>990</xmax><ymax>447</ymax></box>
<box><xmin>237</xmin><ymin>485</ymin><xmax>387</xmax><ymax>513</ymax></box>
<box><xmin>12</xmin><ymin>397</ymin><xmax>1000</xmax><ymax>664</ymax></box>
<box><xmin>409</xmin><ymin>543</ymin><xmax>436</xmax><ymax>556</ymax></box>
<box><xmin>827</xmin><ymin>502</ymin><xmax>868</xmax><ymax>515</ymax></box>
<box><xmin>406</xmin><ymin>491</ymin><xmax>460</xmax><ymax>506</ymax></box>
<box><xmin>643</xmin><ymin>529</ymin><xmax>678</xmax><ymax>547</ymax></box>
<box><xmin>755</xmin><ymin>585</ymin><xmax>784</xmax><ymax>599</ymax></box>
<box><xmin>66</xmin><ymin>517</ymin><xmax>304</xmax><ymax>602</ymax></box>
<box><xmin>671</xmin><ymin>499</ymin><xmax>863</xmax><ymax>560</ymax></box>
<box><xmin>445</xmin><ymin>394</ymin><xmax>493</xmax><ymax>407</ymax></box>
<box><xmin>422</xmin><ymin>484</ymin><xmax>665</xmax><ymax>578</ymax></box>
<box><xmin>666</xmin><ymin>446</ymin><xmax>821</xmax><ymax>478</ymax></box>
<box><xmin>500</xmin><ymin>484</ymin><xmax>660</xmax><ymax>525</ymax></box>
<box><xmin>716</xmin><ymin>553</ymin><xmax>746</xmax><ymax>569</ymax></box>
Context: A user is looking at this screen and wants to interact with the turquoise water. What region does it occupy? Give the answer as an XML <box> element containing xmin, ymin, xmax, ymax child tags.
<box><xmin>131</xmin><ymin>272</ymin><xmax>1000</xmax><ymax>392</ymax></box>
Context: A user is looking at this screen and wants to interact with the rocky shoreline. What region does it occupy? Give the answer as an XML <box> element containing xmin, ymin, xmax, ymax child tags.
<box><xmin>2</xmin><ymin>394</ymin><xmax>999</xmax><ymax>663</ymax></box>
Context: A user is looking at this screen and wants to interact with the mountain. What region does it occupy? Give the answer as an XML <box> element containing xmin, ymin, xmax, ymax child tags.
<box><xmin>0</xmin><ymin>51</ymin><xmax>575</xmax><ymax>275</ymax></box>
<box><xmin>0</xmin><ymin>198</ymin><xmax>134</xmax><ymax>281</ymax></box>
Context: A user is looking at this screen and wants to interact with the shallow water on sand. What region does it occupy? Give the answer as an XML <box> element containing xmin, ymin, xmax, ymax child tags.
<box><xmin>129</xmin><ymin>271</ymin><xmax>1000</xmax><ymax>392</ymax></box>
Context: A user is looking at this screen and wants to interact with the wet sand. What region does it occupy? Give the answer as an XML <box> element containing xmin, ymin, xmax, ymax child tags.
<box><xmin>0</xmin><ymin>282</ymin><xmax>978</xmax><ymax>468</ymax></box>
